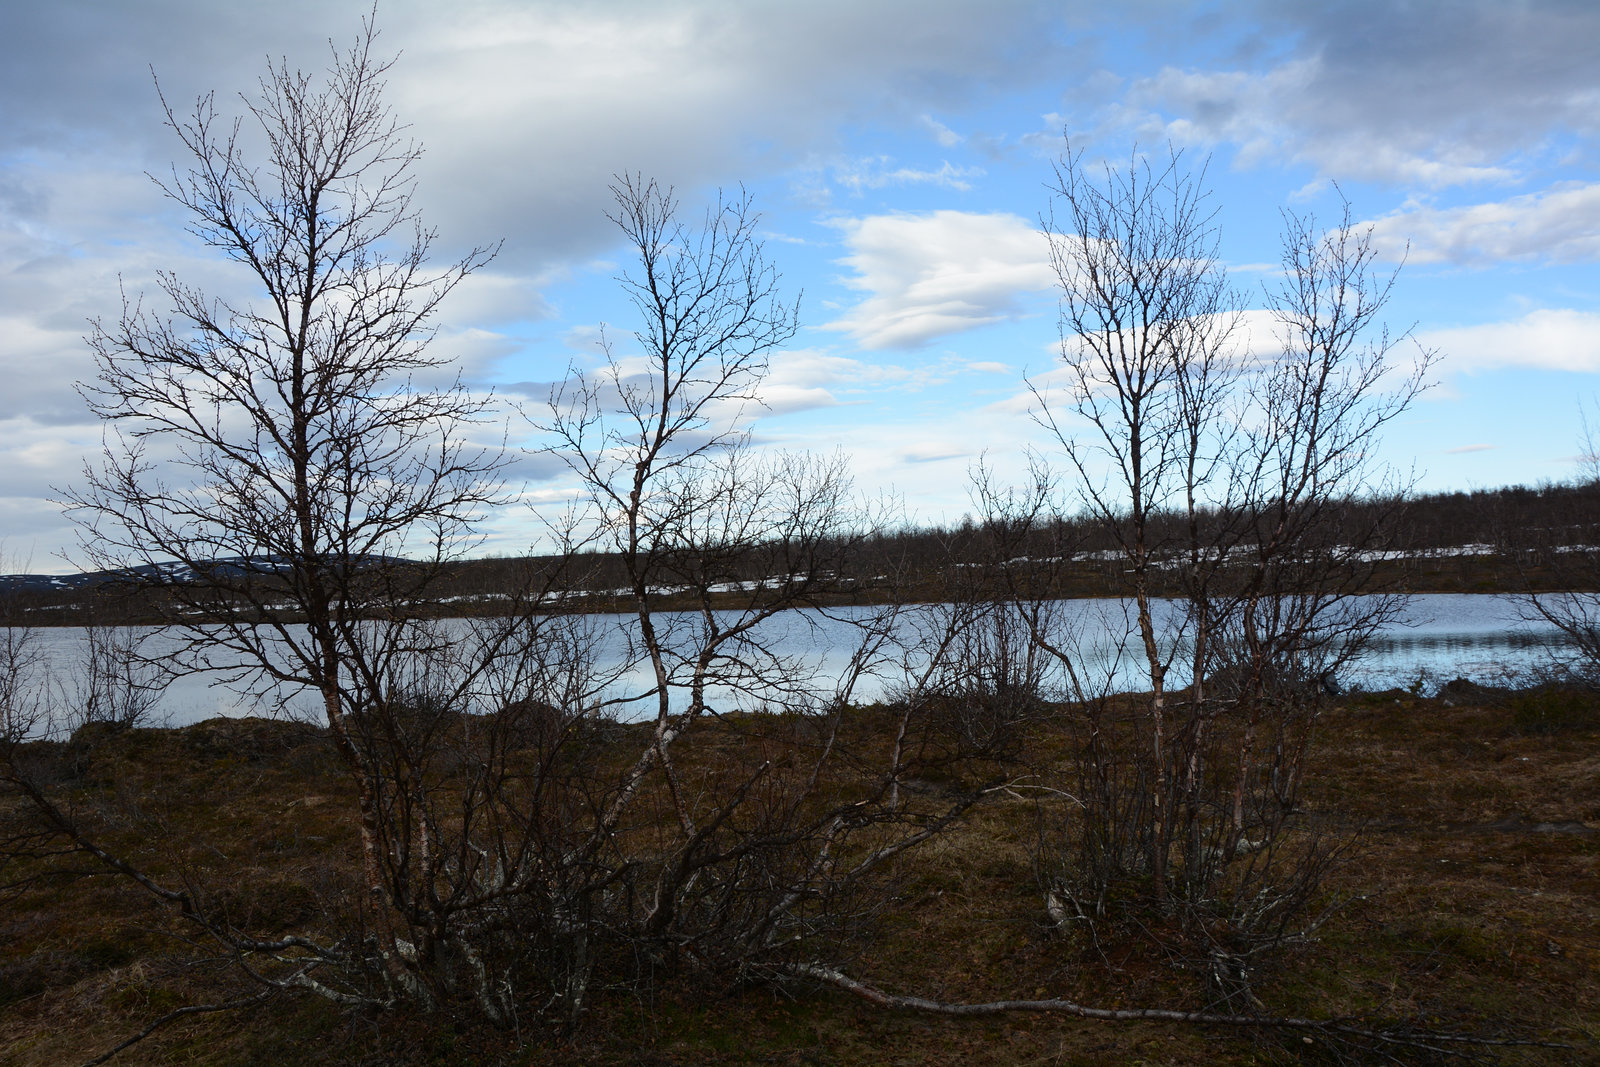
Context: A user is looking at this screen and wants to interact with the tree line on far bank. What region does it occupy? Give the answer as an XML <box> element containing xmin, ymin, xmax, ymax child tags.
<box><xmin>8</xmin><ymin>477</ymin><xmax>1599</xmax><ymax>625</ymax></box>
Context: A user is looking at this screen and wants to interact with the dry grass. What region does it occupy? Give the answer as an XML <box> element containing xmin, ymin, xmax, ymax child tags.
<box><xmin>2</xmin><ymin>688</ymin><xmax>1597</xmax><ymax>1066</ymax></box>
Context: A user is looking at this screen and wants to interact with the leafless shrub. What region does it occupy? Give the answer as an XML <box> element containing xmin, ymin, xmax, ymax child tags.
<box><xmin>1023</xmin><ymin>143</ymin><xmax>1433</xmax><ymax>1005</ymax></box>
<box><xmin>0</xmin><ymin>593</ymin><xmax>45</xmax><ymax>747</ymax></box>
<box><xmin>62</xmin><ymin>623</ymin><xmax>167</xmax><ymax>733</ymax></box>
<box><xmin>520</xmin><ymin>175</ymin><xmax>1018</xmax><ymax>1014</ymax></box>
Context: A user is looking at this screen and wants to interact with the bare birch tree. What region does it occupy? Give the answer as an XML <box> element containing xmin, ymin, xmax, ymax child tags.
<box><xmin>17</xmin><ymin>14</ymin><xmax>562</xmax><ymax>1031</ymax></box>
<box><xmin>1034</xmin><ymin>142</ymin><xmax>1243</xmax><ymax>903</ymax></box>
<box><xmin>533</xmin><ymin>176</ymin><xmax>1013</xmax><ymax>1001</ymax></box>
<box><xmin>1028</xmin><ymin>145</ymin><xmax>1433</xmax><ymax>1006</ymax></box>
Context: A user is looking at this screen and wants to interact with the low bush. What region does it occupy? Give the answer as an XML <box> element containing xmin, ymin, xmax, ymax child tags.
<box><xmin>1509</xmin><ymin>686</ymin><xmax>1600</xmax><ymax>734</ymax></box>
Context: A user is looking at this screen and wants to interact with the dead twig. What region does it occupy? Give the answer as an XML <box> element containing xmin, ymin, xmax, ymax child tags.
<box><xmin>786</xmin><ymin>962</ymin><xmax>1570</xmax><ymax>1058</ymax></box>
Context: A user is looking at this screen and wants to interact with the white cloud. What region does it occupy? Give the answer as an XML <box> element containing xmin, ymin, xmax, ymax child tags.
<box><xmin>748</xmin><ymin>348</ymin><xmax>933</xmax><ymax>415</ymax></box>
<box><xmin>754</xmin><ymin>407</ymin><xmax>1045</xmax><ymax>525</ymax></box>
<box><xmin>832</xmin><ymin>157</ymin><xmax>985</xmax><ymax>194</ymax></box>
<box><xmin>1226</xmin><ymin>261</ymin><xmax>1282</xmax><ymax>275</ymax></box>
<box><xmin>920</xmin><ymin>116</ymin><xmax>963</xmax><ymax>147</ymax></box>
<box><xmin>443</xmin><ymin>271</ymin><xmax>558</xmax><ymax>328</ymax></box>
<box><xmin>1422</xmin><ymin>309</ymin><xmax>1600</xmax><ymax>373</ymax></box>
<box><xmin>1363</xmin><ymin>183</ymin><xmax>1600</xmax><ymax>265</ymax></box>
<box><xmin>748</xmin><ymin>353</ymin><xmax>850</xmax><ymax>415</ymax></box>
<box><xmin>767</xmin><ymin>350</ymin><xmax>912</xmax><ymax>389</ymax></box>
<box><xmin>789</xmin><ymin>155</ymin><xmax>987</xmax><ymax>207</ymax></box>
<box><xmin>825</xmin><ymin>211</ymin><xmax>1055</xmax><ymax>349</ymax></box>
<box><xmin>900</xmin><ymin>442</ymin><xmax>972</xmax><ymax>464</ymax></box>
<box><xmin>751</xmin><ymin>385</ymin><xmax>841</xmax><ymax>416</ymax></box>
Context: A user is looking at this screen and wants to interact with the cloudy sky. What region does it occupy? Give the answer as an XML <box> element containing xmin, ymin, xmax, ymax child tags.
<box><xmin>4</xmin><ymin>0</ymin><xmax>1599</xmax><ymax>570</ymax></box>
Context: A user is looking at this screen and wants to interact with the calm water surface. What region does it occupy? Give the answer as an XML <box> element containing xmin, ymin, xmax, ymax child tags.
<box><xmin>11</xmin><ymin>594</ymin><xmax>1576</xmax><ymax>727</ymax></box>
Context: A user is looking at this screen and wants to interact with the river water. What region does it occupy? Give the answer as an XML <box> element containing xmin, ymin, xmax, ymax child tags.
<box><xmin>7</xmin><ymin>593</ymin><xmax>1578</xmax><ymax>728</ymax></box>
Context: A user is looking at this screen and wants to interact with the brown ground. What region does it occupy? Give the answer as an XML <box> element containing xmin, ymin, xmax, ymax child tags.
<box><xmin>2</xmin><ymin>686</ymin><xmax>1597</xmax><ymax>1066</ymax></box>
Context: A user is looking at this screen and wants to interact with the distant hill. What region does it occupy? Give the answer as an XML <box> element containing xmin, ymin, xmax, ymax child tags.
<box><xmin>0</xmin><ymin>570</ymin><xmax>109</xmax><ymax>595</ymax></box>
<box><xmin>0</xmin><ymin>557</ymin><xmax>299</xmax><ymax>596</ymax></box>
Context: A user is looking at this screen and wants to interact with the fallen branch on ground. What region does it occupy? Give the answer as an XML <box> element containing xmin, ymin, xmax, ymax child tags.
<box><xmin>785</xmin><ymin>962</ymin><xmax>1571</xmax><ymax>1058</ymax></box>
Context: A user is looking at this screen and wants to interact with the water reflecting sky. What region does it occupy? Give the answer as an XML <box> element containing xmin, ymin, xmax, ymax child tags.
<box><xmin>9</xmin><ymin>593</ymin><xmax>1577</xmax><ymax>728</ymax></box>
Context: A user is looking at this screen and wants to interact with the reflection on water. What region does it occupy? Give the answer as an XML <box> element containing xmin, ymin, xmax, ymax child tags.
<box><xmin>5</xmin><ymin>593</ymin><xmax>1581</xmax><ymax>727</ymax></box>
<box><xmin>1366</xmin><ymin>631</ymin><xmax>1563</xmax><ymax>653</ymax></box>
<box><xmin>1340</xmin><ymin>593</ymin><xmax>1568</xmax><ymax>689</ymax></box>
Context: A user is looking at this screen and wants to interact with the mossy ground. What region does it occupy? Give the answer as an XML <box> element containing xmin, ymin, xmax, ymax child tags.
<box><xmin>2</xmin><ymin>688</ymin><xmax>1597</xmax><ymax>1066</ymax></box>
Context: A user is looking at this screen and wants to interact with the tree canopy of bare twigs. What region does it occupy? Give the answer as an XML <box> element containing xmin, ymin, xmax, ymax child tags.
<box><xmin>19</xmin><ymin>13</ymin><xmax>575</xmax><ymax>1040</ymax></box>
<box><xmin>1016</xmin><ymin>142</ymin><xmax>1437</xmax><ymax>1009</ymax></box>
<box><xmin>526</xmin><ymin>175</ymin><xmax>1019</xmax><ymax>1007</ymax></box>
